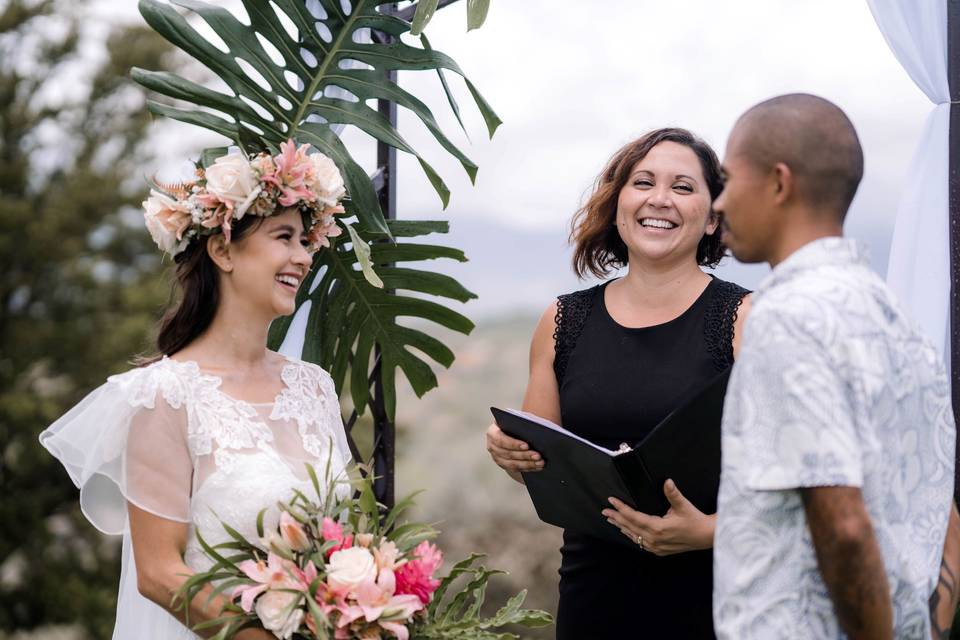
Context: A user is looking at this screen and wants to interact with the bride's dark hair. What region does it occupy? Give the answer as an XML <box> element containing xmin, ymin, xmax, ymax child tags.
<box><xmin>140</xmin><ymin>215</ymin><xmax>265</xmax><ymax>364</ymax></box>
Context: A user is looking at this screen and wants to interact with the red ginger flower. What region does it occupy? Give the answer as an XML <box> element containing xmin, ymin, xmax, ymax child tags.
<box><xmin>395</xmin><ymin>541</ymin><xmax>443</xmax><ymax>605</ymax></box>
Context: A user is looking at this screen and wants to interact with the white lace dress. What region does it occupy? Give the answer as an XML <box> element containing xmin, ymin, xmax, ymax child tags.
<box><xmin>40</xmin><ymin>355</ymin><xmax>353</xmax><ymax>639</ymax></box>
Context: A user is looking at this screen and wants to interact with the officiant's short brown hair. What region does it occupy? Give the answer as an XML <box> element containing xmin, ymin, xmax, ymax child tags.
<box><xmin>570</xmin><ymin>128</ymin><xmax>726</xmax><ymax>279</ymax></box>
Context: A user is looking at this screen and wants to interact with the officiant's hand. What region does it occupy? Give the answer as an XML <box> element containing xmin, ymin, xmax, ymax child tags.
<box><xmin>485</xmin><ymin>423</ymin><xmax>545</xmax><ymax>479</ymax></box>
<box><xmin>602</xmin><ymin>479</ymin><xmax>715</xmax><ymax>556</ymax></box>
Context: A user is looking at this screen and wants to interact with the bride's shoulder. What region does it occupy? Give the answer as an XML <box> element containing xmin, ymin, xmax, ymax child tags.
<box><xmin>279</xmin><ymin>354</ymin><xmax>336</xmax><ymax>393</ymax></box>
<box><xmin>105</xmin><ymin>356</ymin><xmax>205</xmax><ymax>409</ymax></box>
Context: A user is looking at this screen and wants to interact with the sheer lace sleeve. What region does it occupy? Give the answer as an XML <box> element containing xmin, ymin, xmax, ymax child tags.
<box><xmin>39</xmin><ymin>363</ymin><xmax>194</xmax><ymax>535</ymax></box>
<box><xmin>125</xmin><ymin>396</ymin><xmax>192</xmax><ymax>523</ymax></box>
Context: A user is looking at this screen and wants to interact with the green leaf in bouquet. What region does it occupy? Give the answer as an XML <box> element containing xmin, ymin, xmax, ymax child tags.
<box><xmin>195</xmin><ymin>529</ymin><xmax>240</xmax><ymax>571</ymax></box>
<box><xmin>358</xmin><ymin>479</ymin><xmax>379</xmax><ymax>530</ymax></box>
<box><xmin>462</xmin><ymin>568</ymin><xmax>506</xmax><ymax>622</ymax></box>
<box><xmin>388</xmin><ymin>521</ymin><xmax>440</xmax><ymax>551</ymax></box>
<box><xmin>305</xmin><ymin>595</ymin><xmax>331</xmax><ymax>640</ymax></box>
<box><xmin>427</xmin><ymin>553</ymin><xmax>484</xmax><ymax>617</ymax></box>
<box><xmin>256</xmin><ymin>507</ymin><xmax>267</xmax><ymax>539</ymax></box>
<box><xmin>383</xmin><ymin>489</ymin><xmax>425</xmax><ymax>531</ymax></box>
<box><xmin>306</xmin><ymin>461</ymin><xmax>323</xmax><ymax>502</ymax></box>
<box><xmin>439</xmin><ymin>567</ymin><xmax>504</xmax><ymax>624</ymax></box>
<box><xmin>203</xmin><ymin>577</ymin><xmax>252</xmax><ymax>612</ymax></box>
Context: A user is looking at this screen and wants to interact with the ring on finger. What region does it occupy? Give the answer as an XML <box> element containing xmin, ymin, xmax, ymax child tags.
<box><xmin>636</xmin><ymin>533</ymin><xmax>644</xmax><ymax>550</ymax></box>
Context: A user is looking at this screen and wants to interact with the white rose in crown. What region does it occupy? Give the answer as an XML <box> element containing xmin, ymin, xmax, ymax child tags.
<box><xmin>309</xmin><ymin>152</ymin><xmax>346</xmax><ymax>207</ymax></box>
<box><xmin>204</xmin><ymin>153</ymin><xmax>260</xmax><ymax>218</ymax></box>
<box><xmin>255</xmin><ymin>590</ymin><xmax>304</xmax><ymax>640</ymax></box>
<box><xmin>326</xmin><ymin>546</ymin><xmax>377</xmax><ymax>591</ymax></box>
<box><xmin>143</xmin><ymin>190</ymin><xmax>190</xmax><ymax>257</ymax></box>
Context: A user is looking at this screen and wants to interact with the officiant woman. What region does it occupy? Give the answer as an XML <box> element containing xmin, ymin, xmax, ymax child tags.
<box><xmin>485</xmin><ymin>128</ymin><xmax>750</xmax><ymax>638</ymax></box>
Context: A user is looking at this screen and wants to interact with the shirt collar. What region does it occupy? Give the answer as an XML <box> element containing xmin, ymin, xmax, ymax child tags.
<box><xmin>755</xmin><ymin>236</ymin><xmax>870</xmax><ymax>296</ymax></box>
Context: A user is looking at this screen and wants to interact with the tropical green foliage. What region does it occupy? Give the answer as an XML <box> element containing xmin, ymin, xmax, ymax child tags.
<box><xmin>0</xmin><ymin>2</ymin><xmax>176</xmax><ymax>636</ymax></box>
<box><xmin>132</xmin><ymin>0</ymin><xmax>499</xmax><ymax>418</ymax></box>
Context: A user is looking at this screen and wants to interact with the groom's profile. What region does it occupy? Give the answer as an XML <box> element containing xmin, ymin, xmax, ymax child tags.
<box><xmin>710</xmin><ymin>93</ymin><xmax>959</xmax><ymax>640</ymax></box>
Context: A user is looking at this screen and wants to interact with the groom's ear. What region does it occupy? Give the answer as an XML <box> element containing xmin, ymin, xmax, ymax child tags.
<box><xmin>771</xmin><ymin>162</ymin><xmax>795</xmax><ymax>205</ymax></box>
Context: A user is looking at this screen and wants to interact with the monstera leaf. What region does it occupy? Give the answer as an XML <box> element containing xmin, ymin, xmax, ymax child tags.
<box><xmin>267</xmin><ymin>217</ymin><xmax>476</xmax><ymax>419</ymax></box>
<box><xmin>132</xmin><ymin>0</ymin><xmax>496</xmax><ymax>417</ymax></box>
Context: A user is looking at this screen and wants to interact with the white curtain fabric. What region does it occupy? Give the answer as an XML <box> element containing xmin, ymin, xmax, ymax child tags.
<box><xmin>866</xmin><ymin>0</ymin><xmax>952</xmax><ymax>360</ymax></box>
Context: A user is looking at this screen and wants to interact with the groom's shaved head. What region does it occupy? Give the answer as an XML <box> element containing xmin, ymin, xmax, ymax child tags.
<box><xmin>732</xmin><ymin>93</ymin><xmax>863</xmax><ymax>219</ymax></box>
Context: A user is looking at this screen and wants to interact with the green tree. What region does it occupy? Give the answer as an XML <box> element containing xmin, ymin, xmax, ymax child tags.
<box><xmin>0</xmin><ymin>2</ymin><xmax>177</xmax><ymax>635</ymax></box>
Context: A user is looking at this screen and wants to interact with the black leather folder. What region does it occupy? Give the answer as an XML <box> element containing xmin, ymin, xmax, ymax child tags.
<box><xmin>491</xmin><ymin>367</ymin><xmax>729</xmax><ymax>550</ymax></box>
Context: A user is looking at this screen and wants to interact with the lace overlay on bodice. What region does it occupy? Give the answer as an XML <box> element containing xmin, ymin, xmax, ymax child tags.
<box><xmin>114</xmin><ymin>356</ymin><xmax>352</xmax><ymax>571</ymax></box>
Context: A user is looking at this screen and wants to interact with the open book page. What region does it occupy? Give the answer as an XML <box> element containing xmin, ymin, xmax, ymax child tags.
<box><xmin>502</xmin><ymin>408</ymin><xmax>626</xmax><ymax>457</ymax></box>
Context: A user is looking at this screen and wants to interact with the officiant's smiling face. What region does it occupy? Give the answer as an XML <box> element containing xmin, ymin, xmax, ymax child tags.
<box><xmin>615</xmin><ymin>141</ymin><xmax>718</xmax><ymax>265</ymax></box>
<box><xmin>212</xmin><ymin>207</ymin><xmax>313</xmax><ymax>319</ymax></box>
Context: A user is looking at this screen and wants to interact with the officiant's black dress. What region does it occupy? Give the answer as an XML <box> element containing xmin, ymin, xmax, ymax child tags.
<box><xmin>552</xmin><ymin>276</ymin><xmax>748</xmax><ymax>639</ymax></box>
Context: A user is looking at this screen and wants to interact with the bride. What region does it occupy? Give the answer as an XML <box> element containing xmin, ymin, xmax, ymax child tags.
<box><xmin>39</xmin><ymin>142</ymin><xmax>354</xmax><ymax>639</ymax></box>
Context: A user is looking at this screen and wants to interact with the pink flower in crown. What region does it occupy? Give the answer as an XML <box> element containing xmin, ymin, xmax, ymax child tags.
<box><xmin>394</xmin><ymin>541</ymin><xmax>443</xmax><ymax>605</ymax></box>
<box><xmin>321</xmin><ymin>516</ymin><xmax>353</xmax><ymax>558</ymax></box>
<box><xmin>273</xmin><ymin>139</ymin><xmax>317</xmax><ymax>207</ymax></box>
<box><xmin>306</xmin><ymin>204</ymin><xmax>345</xmax><ymax>250</ymax></box>
<box><xmin>142</xmin><ymin>190</ymin><xmax>193</xmax><ymax>255</ymax></box>
<box><xmin>232</xmin><ymin>552</ymin><xmax>315</xmax><ymax>613</ymax></box>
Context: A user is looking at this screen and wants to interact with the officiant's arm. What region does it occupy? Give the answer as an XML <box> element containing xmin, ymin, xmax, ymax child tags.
<box><xmin>486</xmin><ymin>301</ymin><xmax>559</xmax><ymax>484</ymax></box>
<box><xmin>930</xmin><ymin>502</ymin><xmax>960</xmax><ymax>639</ymax></box>
<box><xmin>802</xmin><ymin>486</ymin><xmax>893</xmax><ymax>640</ymax></box>
<box><xmin>128</xmin><ymin>503</ymin><xmax>274</xmax><ymax>640</ymax></box>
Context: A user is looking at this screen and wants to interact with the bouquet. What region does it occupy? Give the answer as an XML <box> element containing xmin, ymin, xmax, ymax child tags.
<box><xmin>177</xmin><ymin>461</ymin><xmax>552</xmax><ymax>639</ymax></box>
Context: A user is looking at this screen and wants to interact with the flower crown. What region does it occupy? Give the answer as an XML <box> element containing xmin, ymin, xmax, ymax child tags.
<box><xmin>142</xmin><ymin>139</ymin><xmax>346</xmax><ymax>257</ymax></box>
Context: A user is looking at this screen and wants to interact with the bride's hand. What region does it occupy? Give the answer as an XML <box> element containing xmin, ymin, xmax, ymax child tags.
<box><xmin>601</xmin><ymin>479</ymin><xmax>715</xmax><ymax>556</ymax></box>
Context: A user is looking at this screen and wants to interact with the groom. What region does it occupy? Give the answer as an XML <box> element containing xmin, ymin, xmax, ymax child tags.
<box><xmin>711</xmin><ymin>93</ymin><xmax>960</xmax><ymax>639</ymax></box>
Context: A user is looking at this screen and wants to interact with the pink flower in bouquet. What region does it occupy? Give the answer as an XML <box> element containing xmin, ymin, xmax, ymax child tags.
<box><xmin>395</xmin><ymin>541</ymin><xmax>443</xmax><ymax>605</ymax></box>
<box><xmin>273</xmin><ymin>140</ymin><xmax>316</xmax><ymax>207</ymax></box>
<box><xmin>233</xmin><ymin>552</ymin><xmax>314</xmax><ymax>612</ymax></box>
<box><xmin>321</xmin><ymin>516</ymin><xmax>353</xmax><ymax>557</ymax></box>
<box><xmin>279</xmin><ymin>511</ymin><xmax>310</xmax><ymax>552</ymax></box>
<box><xmin>374</xmin><ymin>540</ymin><xmax>402</xmax><ymax>572</ymax></box>
<box><xmin>356</xmin><ymin>568</ymin><xmax>424</xmax><ymax>623</ymax></box>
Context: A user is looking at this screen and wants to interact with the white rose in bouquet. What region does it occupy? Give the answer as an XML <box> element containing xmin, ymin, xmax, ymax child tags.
<box><xmin>204</xmin><ymin>153</ymin><xmax>259</xmax><ymax>217</ymax></box>
<box><xmin>254</xmin><ymin>590</ymin><xmax>304</xmax><ymax>640</ymax></box>
<box><xmin>308</xmin><ymin>152</ymin><xmax>346</xmax><ymax>207</ymax></box>
<box><xmin>327</xmin><ymin>546</ymin><xmax>377</xmax><ymax>591</ymax></box>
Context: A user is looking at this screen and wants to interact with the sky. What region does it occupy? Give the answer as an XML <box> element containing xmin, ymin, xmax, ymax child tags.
<box><xmin>90</xmin><ymin>0</ymin><xmax>934</xmax><ymax>315</ymax></box>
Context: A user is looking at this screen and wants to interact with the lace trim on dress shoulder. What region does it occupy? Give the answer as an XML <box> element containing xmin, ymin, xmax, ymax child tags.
<box><xmin>270</xmin><ymin>359</ymin><xmax>342</xmax><ymax>459</ymax></box>
<box><xmin>109</xmin><ymin>358</ymin><xmax>275</xmax><ymax>472</ymax></box>
<box><xmin>704</xmin><ymin>279</ymin><xmax>750</xmax><ymax>371</ymax></box>
<box><xmin>553</xmin><ymin>285</ymin><xmax>601</xmax><ymax>386</ymax></box>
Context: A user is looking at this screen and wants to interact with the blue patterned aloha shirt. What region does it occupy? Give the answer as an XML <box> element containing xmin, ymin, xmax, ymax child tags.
<box><xmin>713</xmin><ymin>237</ymin><xmax>956</xmax><ymax>639</ymax></box>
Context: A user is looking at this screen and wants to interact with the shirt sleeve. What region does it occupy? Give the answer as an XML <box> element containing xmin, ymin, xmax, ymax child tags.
<box><xmin>125</xmin><ymin>395</ymin><xmax>193</xmax><ymax>522</ymax></box>
<box><xmin>735</xmin><ymin>307</ymin><xmax>863</xmax><ymax>491</ymax></box>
